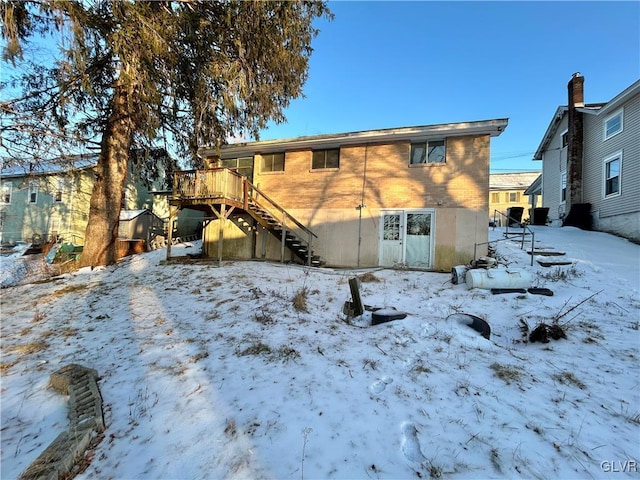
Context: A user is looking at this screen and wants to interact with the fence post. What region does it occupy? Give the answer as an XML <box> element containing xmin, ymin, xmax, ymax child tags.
<box><xmin>531</xmin><ymin>231</ymin><xmax>535</xmax><ymax>266</ymax></box>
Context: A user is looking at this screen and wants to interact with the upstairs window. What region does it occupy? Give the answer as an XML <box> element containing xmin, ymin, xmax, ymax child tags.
<box><xmin>261</xmin><ymin>152</ymin><xmax>285</xmax><ymax>173</ymax></box>
<box><xmin>28</xmin><ymin>181</ymin><xmax>38</xmax><ymax>204</ymax></box>
<box><xmin>508</xmin><ymin>192</ymin><xmax>520</xmax><ymax>203</ymax></box>
<box><xmin>561</xmin><ymin>130</ymin><xmax>568</xmax><ymax>148</ymax></box>
<box><xmin>312</xmin><ymin>149</ymin><xmax>340</xmax><ymax>170</ymax></box>
<box><xmin>2</xmin><ymin>182</ymin><xmax>12</xmax><ymax>204</ymax></box>
<box><xmin>490</xmin><ymin>192</ymin><xmax>500</xmax><ymax>203</ymax></box>
<box><xmin>604</xmin><ymin>109</ymin><xmax>623</xmax><ymax>140</ymax></box>
<box><xmin>604</xmin><ymin>152</ymin><xmax>621</xmax><ymax>197</ymax></box>
<box><xmin>561</xmin><ymin>172</ymin><xmax>567</xmax><ymax>203</ymax></box>
<box><xmin>410</xmin><ymin>140</ymin><xmax>446</xmax><ymax>164</ymax></box>
<box><xmin>221</xmin><ymin>156</ymin><xmax>254</xmax><ymax>179</ymax></box>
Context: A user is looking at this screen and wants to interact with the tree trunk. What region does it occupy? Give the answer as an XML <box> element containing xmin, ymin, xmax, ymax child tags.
<box><xmin>79</xmin><ymin>81</ymin><xmax>136</xmax><ymax>268</ymax></box>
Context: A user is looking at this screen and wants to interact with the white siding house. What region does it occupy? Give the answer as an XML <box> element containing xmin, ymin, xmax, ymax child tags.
<box><xmin>534</xmin><ymin>76</ymin><xmax>639</xmax><ymax>242</ymax></box>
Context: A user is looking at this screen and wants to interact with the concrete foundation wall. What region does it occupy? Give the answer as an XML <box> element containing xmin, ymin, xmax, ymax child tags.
<box><xmin>593</xmin><ymin>210</ymin><xmax>640</xmax><ymax>243</ymax></box>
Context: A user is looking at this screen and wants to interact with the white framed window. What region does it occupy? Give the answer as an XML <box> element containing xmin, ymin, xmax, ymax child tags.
<box><xmin>508</xmin><ymin>192</ymin><xmax>520</xmax><ymax>203</ymax></box>
<box><xmin>311</xmin><ymin>149</ymin><xmax>340</xmax><ymax>170</ymax></box>
<box><xmin>28</xmin><ymin>181</ymin><xmax>38</xmax><ymax>204</ymax></box>
<box><xmin>604</xmin><ymin>108</ymin><xmax>623</xmax><ymax>141</ymax></box>
<box><xmin>2</xmin><ymin>182</ymin><xmax>12</xmax><ymax>204</ymax></box>
<box><xmin>260</xmin><ymin>152</ymin><xmax>285</xmax><ymax>173</ymax></box>
<box><xmin>603</xmin><ymin>151</ymin><xmax>622</xmax><ymax>198</ymax></box>
<box><xmin>561</xmin><ymin>172</ymin><xmax>567</xmax><ymax>203</ymax></box>
<box><xmin>410</xmin><ymin>139</ymin><xmax>446</xmax><ymax>164</ymax></box>
<box><xmin>561</xmin><ymin>129</ymin><xmax>568</xmax><ymax>148</ymax></box>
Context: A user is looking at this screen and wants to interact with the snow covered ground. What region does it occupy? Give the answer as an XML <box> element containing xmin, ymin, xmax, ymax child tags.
<box><xmin>1</xmin><ymin>226</ymin><xmax>639</xmax><ymax>479</ymax></box>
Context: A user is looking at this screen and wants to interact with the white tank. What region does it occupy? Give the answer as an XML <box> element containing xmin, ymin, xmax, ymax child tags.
<box><xmin>465</xmin><ymin>267</ymin><xmax>532</xmax><ymax>290</ymax></box>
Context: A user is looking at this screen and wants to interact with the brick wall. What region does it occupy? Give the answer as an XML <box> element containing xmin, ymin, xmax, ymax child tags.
<box><xmin>254</xmin><ymin>135</ymin><xmax>490</xmax><ymax>212</ymax></box>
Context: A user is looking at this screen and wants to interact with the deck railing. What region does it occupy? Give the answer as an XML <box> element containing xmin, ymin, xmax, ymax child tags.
<box><xmin>172</xmin><ymin>168</ymin><xmax>243</xmax><ymax>203</ymax></box>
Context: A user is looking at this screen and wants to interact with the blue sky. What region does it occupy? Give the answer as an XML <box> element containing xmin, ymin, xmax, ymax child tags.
<box><xmin>259</xmin><ymin>1</ymin><xmax>640</xmax><ymax>173</ymax></box>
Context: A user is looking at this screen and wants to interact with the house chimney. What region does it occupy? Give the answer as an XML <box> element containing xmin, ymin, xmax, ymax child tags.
<box><xmin>566</xmin><ymin>73</ymin><xmax>584</xmax><ymax>209</ymax></box>
<box><xmin>568</xmin><ymin>72</ymin><xmax>584</xmax><ymax>108</ymax></box>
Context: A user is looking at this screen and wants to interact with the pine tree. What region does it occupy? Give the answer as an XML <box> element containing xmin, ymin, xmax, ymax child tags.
<box><xmin>1</xmin><ymin>1</ymin><xmax>331</xmax><ymax>266</ymax></box>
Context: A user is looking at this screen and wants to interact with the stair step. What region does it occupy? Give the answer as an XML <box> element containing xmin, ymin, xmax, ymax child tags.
<box><xmin>528</xmin><ymin>250</ymin><xmax>566</xmax><ymax>256</ymax></box>
<box><xmin>537</xmin><ymin>260</ymin><xmax>574</xmax><ymax>267</ymax></box>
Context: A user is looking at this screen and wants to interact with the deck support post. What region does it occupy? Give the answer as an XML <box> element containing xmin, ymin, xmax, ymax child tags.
<box><xmin>166</xmin><ymin>206</ymin><xmax>180</xmax><ymax>261</ymax></box>
<box><xmin>212</xmin><ymin>204</ymin><xmax>235</xmax><ymax>267</ymax></box>
<box><xmin>280</xmin><ymin>217</ymin><xmax>287</xmax><ymax>263</ymax></box>
<box><xmin>218</xmin><ymin>204</ymin><xmax>226</xmax><ymax>266</ymax></box>
<box><xmin>261</xmin><ymin>226</ymin><xmax>268</xmax><ymax>260</ymax></box>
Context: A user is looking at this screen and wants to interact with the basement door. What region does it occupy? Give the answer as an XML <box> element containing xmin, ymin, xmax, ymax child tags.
<box><xmin>379</xmin><ymin>210</ymin><xmax>434</xmax><ymax>268</ymax></box>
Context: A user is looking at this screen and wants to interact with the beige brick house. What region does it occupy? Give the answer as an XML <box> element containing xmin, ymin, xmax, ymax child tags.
<box><xmin>170</xmin><ymin>119</ymin><xmax>508</xmax><ymax>271</ymax></box>
<box><xmin>489</xmin><ymin>172</ymin><xmax>542</xmax><ymax>226</ymax></box>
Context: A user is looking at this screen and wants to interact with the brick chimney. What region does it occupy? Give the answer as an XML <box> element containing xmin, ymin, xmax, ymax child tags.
<box><xmin>566</xmin><ymin>73</ymin><xmax>584</xmax><ymax>208</ymax></box>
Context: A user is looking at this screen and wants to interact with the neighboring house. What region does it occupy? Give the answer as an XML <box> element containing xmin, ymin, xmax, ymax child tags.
<box><xmin>0</xmin><ymin>156</ymin><xmax>168</xmax><ymax>245</ymax></box>
<box><xmin>489</xmin><ymin>172</ymin><xmax>541</xmax><ymax>226</ymax></box>
<box><xmin>534</xmin><ymin>75</ymin><xmax>639</xmax><ymax>242</ymax></box>
<box><xmin>169</xmin><ymin>119</ymin><xmax>508</xmax><ymax>270</ymax></box>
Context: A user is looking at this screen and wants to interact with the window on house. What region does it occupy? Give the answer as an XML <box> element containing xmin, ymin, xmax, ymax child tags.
<box><xmin>260</xmin><ymin>152</ymin><xmax>285</xmax><ymax>173</ymax></box>
<box><xmin>508</xmin><ymin>192</ymin><xmax>520</xmax><ymax>203</ymax></box>
<box><xmin>491</xmin><ymin>192</ymin><xmax>499</xmax><ymax>203</ymax></box>
<box><xmin>604</xmin><ymin>152</ymin><xmax>621</xmax><ymax>197</ymax></box>
<box><xmin>604</xmin><ymin>109</ymin><xmax>623</xmax><ymax>140</ymax></box>
<box><xmin>221</xmin><ymin>157</ymin><xmax>254</xmax><ymax>179</ymax></box>
<box><xmin>28</xmin><ymin>181</ymin><xmax>38</xmax><ymax>204</ymax></box>
<box><xmin>561</xmin><ymin>172</ymin><xmax>567</xmax><ymax>202</ymax></box>
<box><xmin>312</xmin><ymin>149</ymin><xmax>340</xmax><ymax>170</ymax></box>
<box><xmin>2</xmin><ymin>182</ymin><xmax>12</xmax><ymax>203</ymax></box>
<box><xmin>561</xmin><ymin>130</ymin><xmax>568</xmax><ymax>148</ymax></box>
<box><xmin>410</xmin><ymin>140</ymin><xmax>446</xmax><ymax>164</ymax></box>
<box><xmin>55</xmin><ymin>179</ymin><xmax>64</xmax><ymax>202</ymax></box>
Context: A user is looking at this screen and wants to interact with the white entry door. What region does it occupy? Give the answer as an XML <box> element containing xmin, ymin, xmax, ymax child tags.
<box><xmin>380</xmin><ymin>211</ymin><xmax>403</xmax><ymax>267</ymax></box>
<box><xmin>379</xmin><ymin>210</ymin><xmax>434</xmax><ymax>268</ymax></box>
<box><xmin>405</xmin><ymin>212</ymin><xmax>432</xmax><ymax>268</ymax></box>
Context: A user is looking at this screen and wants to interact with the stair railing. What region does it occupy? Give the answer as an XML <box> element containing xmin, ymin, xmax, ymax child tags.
<box><xmin>244</xmin><ymin>179</ymin><xmax>317</xmax><ymax>266</ymax></box>
<box><xmin>488</xmin><ymin>209</ymin><xmax>535</xmax><ymax>266</ymax></box>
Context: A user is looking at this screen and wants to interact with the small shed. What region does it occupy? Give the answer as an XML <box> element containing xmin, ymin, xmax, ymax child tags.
<box><xmin>118</xmin><ymin>209</ymin><xmax>165</xmax><ymax>243</ymax></box>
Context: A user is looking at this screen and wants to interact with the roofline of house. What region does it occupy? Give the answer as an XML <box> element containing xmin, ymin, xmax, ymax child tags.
<box><xmin>523</xmin><ymin>174</ymin><xmax>542</xmax><ymax>195</ymax></box>
<box><xmin>598</xmin><ymin>79</ymin><xmax>640</xmax><ymax>115</ymax></box>
<box><xmin>489</xmin><ymin>171</ymin><xmax>542</xmax><ymax>190</ymax></box>
<box><xmin>533</xmin><ymin>106</ymin><xmax>568</xmax><ymax>161</ymax></box>
<box><xmin>533</xmin><ymin>79</ymin><xmax>640</xmax><ymax>160</ymax></box>
<box><xmin>0</xmin><ymin>156</ymin><xmax>99</xmax><ymax>179</ymax></box>
<box><xmin>200</xmin><ymin>118</ymin><xmax>509</xmax><ymax>158</ymax></box>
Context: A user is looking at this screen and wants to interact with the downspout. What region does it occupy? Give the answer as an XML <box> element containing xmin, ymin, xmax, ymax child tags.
<box><xmin>356</xmin><ymin>145</ymin><xmax>368</xmax><ymax>268</ymax></box>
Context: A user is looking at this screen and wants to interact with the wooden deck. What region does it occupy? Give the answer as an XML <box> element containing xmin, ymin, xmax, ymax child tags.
<box><xmin>168</xmin><ymin>168</ymin><xmax>321</xmax><ymax>266</ymax></box>
<box><xmin>170</xmin><ymin>168</ymin><xmax>246</xmax><ymax>209</ymax></box>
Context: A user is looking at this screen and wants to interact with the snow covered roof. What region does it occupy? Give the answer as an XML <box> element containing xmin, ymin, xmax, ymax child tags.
<box><xmin>119</xmin><ymin>209</ymin><xmax>159</xmax><ymax>221</ymax></box>
<box><xmin>489</xmin><ymin>172</ymin><xmax>541</xmax><ymax>190</ymax></box>
<box><xmin>0</xmin><ymin>156</ymin><xmax>98</xmax><ymax>179</ymax></box>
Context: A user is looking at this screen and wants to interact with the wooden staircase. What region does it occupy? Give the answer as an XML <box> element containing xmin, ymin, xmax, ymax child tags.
<box><xmin>169</xmin><ymin>168</ymin><xmax>324</xmax><ymax>266</ymax></box>
<box><xmin>246</xmin><ymin>201</ymin><xmax>324</xmax><ymax>267</ymax></box>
